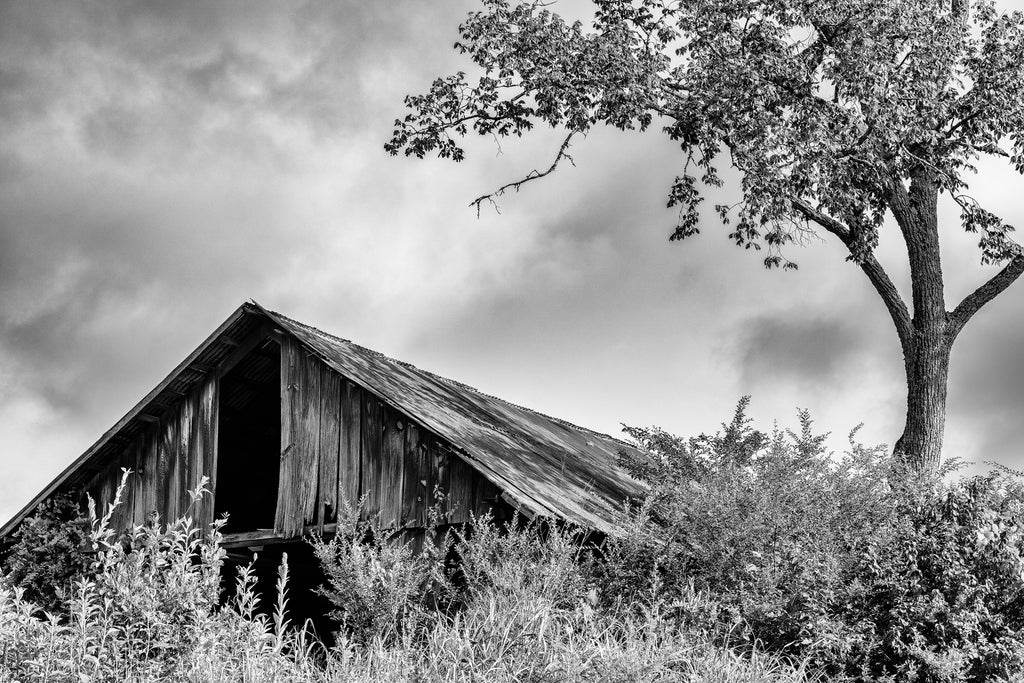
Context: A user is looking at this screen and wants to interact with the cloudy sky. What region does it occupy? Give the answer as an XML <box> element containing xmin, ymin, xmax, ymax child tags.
<box><xmin>2</xmin><ymin>0</ymin><xmax>1023</xmax><ymax>524</ymax></box>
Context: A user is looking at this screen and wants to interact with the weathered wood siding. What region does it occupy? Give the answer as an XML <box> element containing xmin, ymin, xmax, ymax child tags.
<box><xmin>87</xmin><ymin>331</ymin><xmax>507</xmax><ymax>539</ymax></box>
<box><xmin>274</xmin><ymin>337</ymin><xmax>508</xmax><ymax>535</ymax></box>
<box><xmin>84</xmin><ymin>373</ymin><xmax>219</xmax><ymax>533</ymax></box>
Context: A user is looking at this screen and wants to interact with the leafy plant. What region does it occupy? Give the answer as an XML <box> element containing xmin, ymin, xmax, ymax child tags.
<box><xmin>0</xmin><ymin>490</ymin><xmax>90</xmax><ymax>614</ymax></box>
<box><xmin>309</xmin><ymin>499</ymin><xmax>435</xmax><ymax>644</ymax></box>
<box><xmin>608</xmin><ymin>399</ymin><xmax>1024</xmax><ymax>682</ymax></box>
<box><xmin>387</xmin><ymin>0</ymin><xmax>1024</xmax><ymax>469</ymax></box>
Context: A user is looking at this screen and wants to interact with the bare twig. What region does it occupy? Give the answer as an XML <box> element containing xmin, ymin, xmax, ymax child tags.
<box><xmin>470</xmin><ymin>131</ymin><xmax>579</xmax><ymax>216</ymax></box>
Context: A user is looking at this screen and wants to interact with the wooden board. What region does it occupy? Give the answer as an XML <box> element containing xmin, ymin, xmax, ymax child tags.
<box><xmin>360</xmin><ymin>394</ymin><xmax>383</xmax><ymax>520</ymax></box>
<box><xmin>89</xmin><ymin>468</ymin><xmax>112</xmax><ymax>523</ymax></box>
<box><xmin>130</xmin><ymin>431</ymin><xmax>149</xmax><ymax>525</ymax></box>
<box><xmin>339</xmin><ymin>381</ymin><xmax>362</xmax><ymax>510</ymax></box>
<box><xmin>318</xmin><ymin>367</ymin><xmax>342</xmax><ymax>530</ymax></box>
<box><xmin>158</xmin><ymin>407</ymin><xmax>180</xmax><ymax>525</ymax></box>
<box><xmin>380</xmin><ymin>407</ymin><xmax>406</xmax><ymax>527</ymax></box>
<box><xmin>194</xmin><ymin>376</ymin><xmax>218</xmax><ymax>532</ymax></box>
<box><xmin>427</xmin><ymin>435</ymin><xmax>452</xmax><ymax>523</ymax></box>
<box><xmin>401</xmin><ymin>423</ymin><xmax>430</xmax><ymax>528</ymax></box>
<box><xmin>176</xmin><ymin>394</ymin><xmax>196</xmax><ymax>522</ymax></box>
<box><xmin>296</xmin><ymin>349</ymin><xmax>322</xmax><ymax>528</ymax></box>
<box><xmin>275</xmin><ymin>336</ymin><xmax>302</xmax><ymax>536</ymax></box>
<box><xmin>137</xmin><ymin>429</ymin><xmax>159</xmax><ymax>526</ymax></box>
<box><xmin>476</xmin><ymin>476</ymin><xmax>502</xmax><ymax>519</ymax></box>
<box><xmin>113</xmin><ymin>443</ymin><xmax>136</xmax><ymax>531</ymax></box>
<box><xmin>447</xmin><ymin>455</ymin><xmax>476</xmax><ymax>525</ymax></box>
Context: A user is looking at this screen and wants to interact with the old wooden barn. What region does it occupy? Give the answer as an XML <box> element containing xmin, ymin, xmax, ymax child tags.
<box><xmin>0</xmin><ymin>302</ymin><xmax>644</xmax><ymax>555</ymax></box>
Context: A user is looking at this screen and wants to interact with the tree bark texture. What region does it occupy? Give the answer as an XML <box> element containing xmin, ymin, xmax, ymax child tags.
<box><xmin>796</xmin><ymin>169</ymin><xmax>1024</xmax><ymax>470</ymax></box>
<box><xmin>894</xmin><ymin>327</ymin><xmax>952</xmax><ymax>470</ymax></box>
<box><xmin>888</xmin><ymin>170</ymin><xmax>951</xmax><ymax>470</ymax></box>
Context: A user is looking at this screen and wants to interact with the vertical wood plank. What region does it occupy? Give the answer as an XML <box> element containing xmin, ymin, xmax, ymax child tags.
<box><xmin>158</xmin><ymin>406</ymin><xmax>179</xmax><ymax>525</ymax></box>
<box><xmin>475</xmin><ymin>476</ymin><xmax>501</xmax><ymax>519</ymax></box>
<box><xmin>96</xmin><ymin>469</ymin><xmax>113</xmax><ymax>522</ymax></box>
<box><xmin>427</xmin><ymin>435</ymin><xmax>451</xmax><ymax>523</ymax></box>
<box><xmin>401</xmin><ymin>423</ymin><xmax>430</xmax><ymax>528</ymax></box>
<box><xmin>176</xmin><ymin>394</ymin><xmax>196</xmax><ymax>521</ymax></box>
<box><xmin>113</xmin><ymin>444</ymin><xmax>136</xmax><ymax>531</ymax></box>
<box><xmin>138</xmin><ymin>428</ymin><xmax>159</xmax><ymax>527</ymax></box>
<box><xmin>131</xmin><ymin>432</ymin><xmax>148</xmax><ymax>526</ymax></box>
<box><xmin>360</xmin><ymin>394</ymin><xmax>383</xmax><ymax>521</ymax></box>
<box><xmin>275</xmin><ymin>337</ymin><xmax>301</xmax><ymax>536</ymax></box>
<box><xmin>447</xmin><ymin>455</ymin><xmax>476</xmax><ymax>525</ymax></box>
<box><xmin>107</xmin><ymin>463</ymin><xmax>121</xmax><ymax>525</ymax></box>
<box><xmin>318</xmin><ymin>367</ymin><xmax>342</xmax><ymax>530</ymax></box>
<box><xmin>194</xmin><ymin>376</ymin><xmax>218</xmax><ymax>532</ymax></box>
<box><xmin>297</xmin><ymin>350</ymin><xmax>322</xmax><ymax>528</ymax></box>
<box><xmin>380</xmin><ymin>408</ymin><xmax>406</xmax><ymax>527</ymax></box>
<box><xmin>338</xmin><ymin>381</ymin><xmax>362</xmax><ymax>510</ymax></box>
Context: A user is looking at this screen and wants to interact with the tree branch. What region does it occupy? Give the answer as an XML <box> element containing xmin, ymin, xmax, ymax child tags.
<box><xmin>948</xmin><ymin>254</ymin><xmax>1024</xmax><ymax>340</ymax></box>
<box><xmin>792</xmin><ymin>198</ymin><xmax>914</xmax><ymax>349</ymax></box>
<box><xmin>470</xmin><ymin>131</ymin><xmax>578</xmax><ymax>215</ymax></box>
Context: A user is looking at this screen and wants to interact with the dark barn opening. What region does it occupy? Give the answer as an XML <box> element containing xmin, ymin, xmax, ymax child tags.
<box><xmin>215</xmin><ymin>338</ymin><xmax>281</xmax><ymax>534</ymax></box>
<box><xmin>222</xmin><ymin>542</ymin><xmax>336</xmax><ymax>644</ymax></box>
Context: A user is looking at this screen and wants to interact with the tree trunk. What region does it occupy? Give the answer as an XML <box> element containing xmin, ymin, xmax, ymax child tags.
<box><xmin>808</xmin><ymin>169</ymin><xmax>1024</xmax><ymax>471</ymax></box>
<box><xmin>894</xmin><ymin>325</ymin><xmax>952</xmax><ymax>470</ymax></box>
<box><xmin>888</xmin><ymin>170</ymin><xmax>949</xmax><ymax>470</ymax></box>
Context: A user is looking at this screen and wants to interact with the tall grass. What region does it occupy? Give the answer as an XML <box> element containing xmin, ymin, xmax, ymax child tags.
<box><xmin>0</xmin><ymin>470</ymin><xmax>816</xmax><ymax>683</ymax></box>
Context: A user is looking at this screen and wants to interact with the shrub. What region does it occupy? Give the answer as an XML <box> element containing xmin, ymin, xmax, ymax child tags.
<box><xmin>312</xmin><ymin>501</ymin><xmax>815</xmax><ymax>683</ymax></box>
<box><xmin>0</xmin><ymin>470</ymin><xmax>315</xmax><ymax>682</ymax></box>
<box><xmin>1</xmin><ymin>466</ymin><xmax>821</xmax><ymax>683</ymax></box>
<box><xmin>309</xmin><ymin>499</ymin><xmax>435</xmax><ymax>643</ymax></box>
<box><xmin>608</xmin><ymin>399</ymin><xmax>1024</xmax><ymax>682</ymax></box>
<box><xmin>845</xmin><ymin>468</ymin><xmax>1024</xmax><ymax>681</ymax></box>
<box><xmin>0</xmin><ymin>490</ymin><xmax>90</xmax><ymax>613</ymax></box>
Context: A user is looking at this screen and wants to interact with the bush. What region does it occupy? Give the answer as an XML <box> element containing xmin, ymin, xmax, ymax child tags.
<box><xmin>0</xmin><ymin>470</ymin><xmax>317</xmax><ymax>682</ymax></box>
<box><xmin>312</xmin><ymin>502</ymin><xmax>815</xmax><ymax>683</ymax></box>
<box><xmin>2</xmin><ymin>468</ymin><xmax>816</xmax><ymax>683</ymax></box>
<box><xmin>14</xmin><ymin>403</ymin><xmax>1016</xmax><ymax>682</ymax></box>
<box><xmin>608</xmin><ymin>398</ymin><xmax>1024</xmax><ymax>682</ymax></box>
<box><xmin>0</xmin><ymin>490</ymin><xmax>91</xmax><ymax>613</ymax></box>
<box><xmin>309</xmin><ymin>499</ymin><xmax>435</xmax><ymax>643</ymax></box>
<box><xmin>310</xmin><ymin>499</ymin><xmax>592</xmax><ymax>644</ymax></box>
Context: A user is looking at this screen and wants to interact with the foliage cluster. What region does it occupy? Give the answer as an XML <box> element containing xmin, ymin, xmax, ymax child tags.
<box><xmin>0</xmin><ymin>470</ymin><xmax>814</xmax><ymax>682</ymax></box>
<box><xmin>312</xmin><ymin>504</ymin><xmax>813</xmax><ymax>683</ymax></box>
<box><xmin>387</xmin><ymin>0</ymin><xmax>1024</xmax><ymax>268</ymax></box>
<box><xmin>1</xmin><ymin>491</ymin><xmax>90</xmax><ymax>614</ymax></box>
<box><xmin>608</xmin><ymin>399</ymin><xmax>1024</xmax><ymax>682</ymax></box>
<box><xmin>3</xmin><ymin>403</ymin><xmax>1023</xmax><ymax>682</ymax></box>
<box><xmin>0</xmin><ymin>473</ymin><xmax>321</xmax><ymax>682</ymax></box>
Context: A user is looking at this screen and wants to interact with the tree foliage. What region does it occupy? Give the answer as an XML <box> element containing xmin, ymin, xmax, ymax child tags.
<box><xmin>388</xmin><ymin>0</ymin><xmax>1024</xmax><ymax>268</ymax></box>
<box><xmin>386</xmin><ymin>0</ymin><xmax>1024</xmax><ymax>467</ymax></box>
<box><xmin>0</xmin><ymin>491</ymin><xmax>90</xmax><ymax>614</ymax></box>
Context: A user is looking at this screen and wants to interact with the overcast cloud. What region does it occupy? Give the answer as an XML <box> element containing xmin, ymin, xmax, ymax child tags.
<box><xmin>2</xmin><ymin>0</ymin><xmax>1023</xmax><ymax>523</ymax></box>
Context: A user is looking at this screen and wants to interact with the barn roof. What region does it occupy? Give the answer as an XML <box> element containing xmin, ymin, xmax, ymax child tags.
<box><xmin>1</xmin><ymin>302</ymin><xmax>646</xmax><ymax>537</ymax></box>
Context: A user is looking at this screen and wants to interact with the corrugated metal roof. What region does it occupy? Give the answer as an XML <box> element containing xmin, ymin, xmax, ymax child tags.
<box><xmin>1</xmin><ymin>302</ymin><xmax>646</xmax><ymax>537</ymax></box>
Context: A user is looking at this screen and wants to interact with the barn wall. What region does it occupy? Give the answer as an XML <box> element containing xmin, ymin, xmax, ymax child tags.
<box><xmin>274</xmin><ymin>335</ymin><xmax>508</xmax><ymax>537</ymax></box>
<box><xmin>85</xmin><ymin>332</ymin><xmax>509</xmax><ymax>539</ymax></box>
<box><xmin>84</xmin><ymin>373</ymin><xmax>219</xmax><ymax>533</ymax></box>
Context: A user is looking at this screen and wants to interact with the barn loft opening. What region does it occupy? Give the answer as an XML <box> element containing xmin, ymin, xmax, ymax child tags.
<box><xmin>215</xmin><ymin>337</ymin><xmax>281</xmax><ymax>534</ymax></box>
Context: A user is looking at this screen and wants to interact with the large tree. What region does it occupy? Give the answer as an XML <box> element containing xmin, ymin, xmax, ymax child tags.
<box><xmin>386</xmin><ymin>0</ymin><xmax>1024</xmax><ymax>468</ymax></box>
